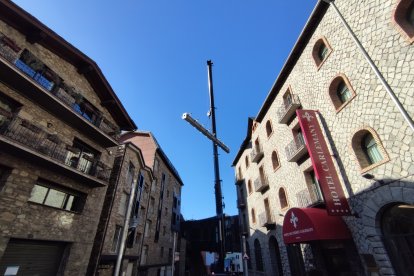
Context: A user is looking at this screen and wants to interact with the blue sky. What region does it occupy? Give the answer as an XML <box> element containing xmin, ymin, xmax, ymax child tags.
<box><xmin>12</xmin><ymin>0</ymin><xmax>317</xmax><ymax>219</ymax></box>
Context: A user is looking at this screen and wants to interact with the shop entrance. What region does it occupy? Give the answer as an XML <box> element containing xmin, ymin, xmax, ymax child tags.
<box><xmin>311</xmin><ymin>240</ymin><xmax>362</xmax><ymax>276</ymax></box>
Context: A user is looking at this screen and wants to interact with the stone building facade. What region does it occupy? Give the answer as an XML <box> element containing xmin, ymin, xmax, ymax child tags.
<box><xmin>0</xmin><ymin>0</ymin><xmax>136</xmax><ymax>275</ymax></box>
<box><xmin>233</xmin><ymin>1</ymin><xmax>414</xmax><ymax>276</ymax></box>
<box><xmin>88</xmin><ymin>143</ymin><xmax>154</xmax><ymax>276</ymax></box>
<box><xmin>121</xmin><ymin>131</ymin><xmax>184</xmax><ymax>276</ymax></box>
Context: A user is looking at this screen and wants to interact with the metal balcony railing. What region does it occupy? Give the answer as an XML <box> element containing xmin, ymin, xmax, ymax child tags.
<box><xmin>254</xmin><ymin>176</ymin><xmax>269</xmax><ymax>193</ymax></box>
<box><xmin>259</xmin><ymin>212</ymin><xmax>275</xmax><ymax>228</ymax></box>
<box><xmin>285</xmin><ymin>133</ymin><xmax>307</xmax><ymax>162</ymax></box>
<box><xmin>277</xmin><ymin>94</ymin><xmax>301</xmax><ymax>124</ymax></box>
<box><xmin>0</xmin><ymin>115</ymin><xmax>112</xmax><ymax>181</ymax></box>
<box><xmin>296</xmin><ymin>185</ymin><xmax>324</xmax><ymax>207</ymax></box>
<box><xmin>250</xmin><ymin>144</ymin><xmax>264</xmax><ymax>163</ymax></box>
<box><xmin>0</xmin><ymin>36</ymin><xmax>120</xmax><ymax>140</ymax></box>
<box><xmin>237</xmin><ymin>199</ymin><xmax>246</xmax><ymax>209</ymax></box>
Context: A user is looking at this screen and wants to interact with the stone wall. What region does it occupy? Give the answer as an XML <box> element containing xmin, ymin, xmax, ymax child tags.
<box><xmin>235</xmin><ymin>0</ymin><xmax>414</xmax><ymax>275</ymax></box>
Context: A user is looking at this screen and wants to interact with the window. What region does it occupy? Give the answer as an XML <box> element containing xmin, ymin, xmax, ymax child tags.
<box><xmin>329</xmin><ymin>74</ymin><xmax>356</xmax><ymax>111</ymax></box>
<box><xmin>245</xmin><ymin>155</ymin><xmax>249</xmax><ymax>168</ymax></box>
<box><xmin>393</xmin><ymin>0</ymin><xmax>414</xmax><ymax>42</ymax></box>
<box><xmin>141</xmin><ymin>245</ymin><xmax>148</xmax><ymax>265</ymax></box>
<box><xmin>254</xmin><ymin>239</ymin><xmax>264</xmax><ymax>271</ymax></box>
<box><xmin>265</xmin><ymin>120</ymin><xmax>273</xmax><ymax>137</ymax></box>
<box><xmin>278</xmin><ymin>187</ymin><xmax>288</xmax><ymax>209</ymax></box>
<box><xmin>0</xmin><ymin>165</ymin><xmax>12</xmax><ymax>193</ymax></box>
<box><xmin>149</xmin><ymin>197</ymin><xmax>155</xmax><ymax>214</ymax></box>
<box><xmin>65</xmin><ymin>139</ymin><xmax>99</xmax><ymax>175</ymax></box>
<box><xmin>251</xmin><ymin>208</ymin><xmax>256</xmax><ymax>224</ymax></box>
<box><xmin>118</xmin><ymin>192</ymin><xmax>128</xmax><ymax>216</ymax></box>
<box><xmin>163</xmin><ymin>226</ymin><xmax>166</xmax><ymax>236</ymax></box>
<box><xmin>0</xmin><ymin>91</ymin><xmax>21</xmax><ymax>127</ymax></box>
<box><xmin>144</xmin><ymin>220</ymin><xmax>151</xmax><ymax>237</ymax></box>
<box><xmin>127</xmin><ymin>162</ymin><xmax>135</xmax><ymax>187</ymax></box>
<box><xmin>111</xmin><ymin>225</ymin><xmax>123</xmax><ymax>252</ymax></box>
<box><xmin>351</xmin><ymin>128</ymin><xmax>389</xmax><ymax>171</ymax></box>
<box><xmin>283</xmin><ymin>89</ymin><xmax>293</xmax><ymax>108</ymax></box>
<box><xmin>271</xmin><ymin>151</ymin><xmax>280</xmax><ymax>171</ymax></box>
<box><xmin>312</xmin><ymin>36</ymin><xmax>332</xmax><ymax>68</ymax></box>
<box><xmin>28</xmin><ymin>180</ymin><xmax>86</xmax><ymax>212</ymax></box>
<box><xmin>154</xmin><ymin>159</ymin><xmax>159</xmax><ymax>173</ymax></box>
<box><xmin>237</xmin><ymin>166</ymin><xmax>242</xmax><ymax>179</ymax></box>
<box><xmin>160</xmin><ymin>247</ymin><xmax>164</xmax><ymax>257</ymax></box>
<box><xmin>362</xmin><ymin>133</ymin><xmax>383</xmax><ymax>164</ymax></box>
<box><xmin>247</xmin><ymin>180</ymin><xmax>253</xmax><ymax>194</ymax></box>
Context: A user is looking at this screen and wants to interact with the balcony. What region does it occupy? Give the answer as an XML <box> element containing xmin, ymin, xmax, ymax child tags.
<box><xmin>259</xmin><ymin>212</ymin><xmax>276</xmax><ymax>230</ymax></box>
<box><xmin>235</xmin><ymin>174</ymin><xmax>244</xmax><ymax>186</ymax></box>
<box><xmin>0</xmin><ymin>115</ymin><xmax>111</xmax><ymax>187</ymax></box>
<box><xmin>296</xmin><ymin>185</ymin><xmax>324</xmax><ymax>208</ymax></box>
<box><xmin>250</xmin><ymin>144</ymin><xmax>264</xmax><ymax>163</ymax></box>
<box><xmin>285</xmin><ymin>133</ymin><xmax>308</xmax><ymax>162</ymax></box>
<box><xmin>254</xmin><ymin>176</ymin><xmax>269</xmax><ymax>193</ymax></box>
<box><xmin>237</xmin><ymin>199</ymin><xmax>246</xmax><ymax>209</ymax></box>
<box><xmin>0</xmin><ymin>39</ymin><xmax>120</xmax><ymax>147</ymax></box>
<box><xmin>277</xmin><ymin>94</ymin><xmax>301</xmax><ymax>124</ymax></box>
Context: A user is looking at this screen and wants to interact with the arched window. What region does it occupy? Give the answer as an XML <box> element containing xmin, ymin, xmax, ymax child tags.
<box><xmin>362</xmin><ymin>133</ymin><xmax>383</xmax><ymax>165</ymax></box>
<box><xmin>266</xmin><ymin>120</ymin><xmax>273</xmax><ymax>137</ymax></box>
<box><xmin>312</xmin><ymin>36</ymin><xmax>332</xmax><ymax>68</ymax></box>
<box><xmin>271</xmin><ymin>151</ymin><xmax>280</xmax><ymax>171</ymax></box>
<box><xmin>269</xmin><ymin>236</ymin><xmax>284</xmax><ymax>276</ymax></box>
<box><xmin>278</xmin><ymin>188</ymin><xmax>288</xmax><ymax>209</ymax></box>
<box><xmin>318</xmin><ymin>43</ymin><xmax>328</xmax><ymax>61</ymax></box>
<box><xmin>251</xmin><ymin>208</ymin><xmax>256</xmax><ymax>224</ymax></box>
<box><xmin>254</xmin><ymin>239</ymin><xmax>264</xmax><ymax>271</ymax></box>
<box><xmin>351</xmin><ymin>128</ymin><xmax>389</xmax><ymax>171</ymax></box>
<box><xmin>328</xmin><ymin>74</ymin><xmax>355</xmax><ymax>111</ymax></box>
<box><xmin>394</xmin><ymin>0</ymin><xmax>414</xmax><ymax>41</ymax></box>
<box><xmin>245</xmin><ymin>155</ymin><xmax>249</xmax><ymax>169</ymax></box>
<box><xmin>248</xmin><ymin>180</ymin><xmax>253</xmax><ymax>194</ymax></box>
<box><xmin>381</xmin><ymin>204</ymin><xmax>414</xmax><ymax>276</ymax></box>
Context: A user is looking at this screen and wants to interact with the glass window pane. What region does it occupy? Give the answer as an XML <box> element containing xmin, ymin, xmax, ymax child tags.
<box><xmin>337</xmin><ymin>82</ymin><xmax>352</xmax><ymax>103</ymax></box>
<box><xmin>318</xmin><ymin>44</ymin><xmax>328</xmax><ymax>60</ymax></box>
<box><xmin>407</xmin><ymin>4</ymin><xmax>414</xmax><ymax>26</ymax></box>
<box><xmin>29</xmin><ymin>184</ymin><xmax>48</xmax><ymax>204</ymax></box>
<box><xmin>65</xmin><ymin>195</ymin><xmax>74</xmax><ymax>211</ymax></box>
<box><xmin>363</xmin><ymin>134</ymin><xmax>383</xmax><ymax>164</ymax></box>
<box><xmin>44</xmin><ymin>189</ymin><xmax>67</xmax><ymax>208</ymax></box>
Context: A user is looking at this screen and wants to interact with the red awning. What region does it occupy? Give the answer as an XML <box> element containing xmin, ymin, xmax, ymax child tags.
<box><xmin>282</xmin><ymin>208</ymin><xmax>351</xmax><ymax>244</ymax></box>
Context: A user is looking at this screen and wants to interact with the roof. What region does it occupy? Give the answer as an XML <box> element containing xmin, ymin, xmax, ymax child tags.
<box><xmin>120</xmin><ymin>131</ymin><xmax>184</xmax><ymax>186</ymax></box>
<box><xmin>231</xmin><ymin>117</ymin><xmax>254</xmax><ymax>166</ymax></box>
<box><xmin>0</xmin><ymin>0</ymin><xmax>137</xmax><ymax>130</ymax></box>
<box><xmin>256</xmin><ymin>1</ymin><xmax>329</xmax><ymax>122</ymax></box>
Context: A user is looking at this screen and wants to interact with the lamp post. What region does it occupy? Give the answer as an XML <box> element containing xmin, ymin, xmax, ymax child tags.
<box><xmin>182</xmin><ymin>60</ymin><xmax>229</xmax><ymax>273</ymax></box>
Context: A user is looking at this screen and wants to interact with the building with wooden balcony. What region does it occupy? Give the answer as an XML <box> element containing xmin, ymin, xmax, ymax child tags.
<box><xmin>0</xmin><ymin>0</ymin><xmax>137</xmax><ymax>275</ymax></box>
<box><xmin>232</xmin><ymin>1</ymin><xmax>414</xmax><ymax>275</ymax></box>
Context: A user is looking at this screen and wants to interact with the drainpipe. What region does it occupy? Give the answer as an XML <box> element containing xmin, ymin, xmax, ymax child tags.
<box><xmin>322</xmin><ymin>0</ymin><xmax>414</xmax><ymax>133</ymax></box>
<box><xmin>114</xmin><ymin>173</ymin><xmax>141</xmax><ymax>276</ymax></box>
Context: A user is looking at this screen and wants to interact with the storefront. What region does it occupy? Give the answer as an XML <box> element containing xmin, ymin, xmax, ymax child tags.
<box><xmin>282</xmin><ymin>208</ymin><xmax>363</xmax><ymax>276</ymax></box>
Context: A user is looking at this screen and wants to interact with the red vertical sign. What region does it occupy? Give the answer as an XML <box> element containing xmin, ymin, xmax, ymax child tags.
<box><xmin>297</xmin><ymin>110</ymin><xmax>351</xmax><ymax>216</ymax></box>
